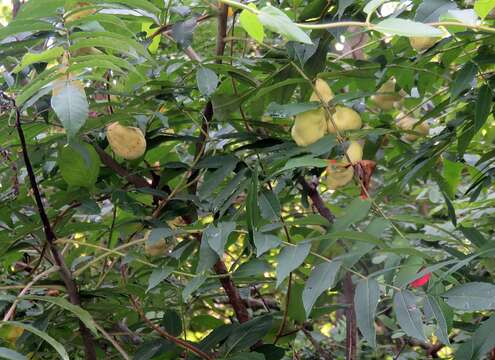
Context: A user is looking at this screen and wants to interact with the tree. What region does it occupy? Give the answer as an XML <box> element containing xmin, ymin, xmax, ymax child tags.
<box><xmin>0</xmin><ymin>0</ymin><xmax>494</xmax><ymax>359</ymax></box>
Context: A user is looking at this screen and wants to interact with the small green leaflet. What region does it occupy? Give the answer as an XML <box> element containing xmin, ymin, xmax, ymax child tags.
<box><xmin>253</xmin><ymin>231</ymin><xmax>281</xmax><ymax>257</ymax></box>
<box><xmin>393</xmin><ymin>290</ymin><xmax>427</xmax><ymax>342</ymax></box>
<box><xmin>374</xmin><ymin>18</ymin><xmax>444</xmax><ymax>37</ymax></box>
<box><xmin>147</xmin><ymin>266</ymin><xmax>174</xmax><ymax>293</ymax></box>
<box><xmin>205</xmin><ymin>221</ymin><xmax>236</xmax><ymax>257</ymax></box>
<box><xmin>13</xmin><ymin>47</ymin><xmax>64</xmax><ymax>73</ymax></box>
<box><xmin>276</xmin><ymin>242</ymin><xmax>311</xmax><ymax>287</ymax></box>
<box><xmin>196</xmin><ymin>67</ymin><xmax>219</xmax><ymax>97</ymax></box>
<box><xmin>182</xmin><ymin>275</ymin><xmax>206</xmax><ymax>302</ymax></box>
<box><xmin>302</xmin><ymin>261</ymin><xmax>341</xmax><ymax>316</ymax></box>
<box><xmin>258</xmin><ymin>5</ymin><xmax>312</xmax><ymax>44</ymax></box>
<box><xmin>239</xmin><ymin>4</ymin><xmax>264</xmax><ymax>43</ymax></box>
<box><xmin>474</xmin><ymin>0</ymin><xmax>495</xmax><ymax>19</ymax></box>
<box><xmin>51</xmin><ymin>78</ymin><xmax>89</xmax><ymax>138</ymax></box>
<box><xmin>279</xmin><ymin>155</ymin><xmax>328</xmax><ymax>173</ymax></box>
<box><xmin>474</xmin><ymin>85</ymin><xmax>492</xmax><ymax>133</ymax></box>
<box><xmin>0</xmin><ymin>321</ymin><xmax>69</xmax><ymax>360</ymax></box>
<box><xmin>354</xmin><ymin>278</ymin><xmax>380</xmax><ymax>348</ymax></box>
<box><xmin>58</xmin><ymin>142</ymin><xmax>100</xmax><ymax>189</ymax></box>
<box><xmin>456</xmin><ymin>314</ymin><xmax>495</xmax><ymax>359</ymax></box>
<box><xmin>442</xmin><ymin>282</ymin><xmax>495</xmax><ymax>311</ymax></box>
<box><xmin>0</xmin><ymin>348</ymin><xmax>26</xmax><ymax>360</ymax></box>
<box><xmin>424</xmin><ymin>295</ymin><xmax>450</xmax><ymax>345</ymax></box>
<box><xmin>364</xmin><ymin>0</ymin><xmax>390</xmax><ymax>15</ymax></box>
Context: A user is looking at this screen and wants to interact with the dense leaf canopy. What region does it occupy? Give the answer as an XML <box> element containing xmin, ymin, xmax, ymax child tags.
<box><xmin>0</xmin><ymin>0</ymin><xmax>494</xmax><ymax>359</ymax></box>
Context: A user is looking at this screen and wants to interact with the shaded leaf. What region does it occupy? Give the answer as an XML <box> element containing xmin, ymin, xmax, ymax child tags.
<box><xmin>355</xmin><ymin>278</ymin><xmax>380</xmax><ymax>348</ymax></box>
<box><xmin>253</xmin><ymin>232</ymin><xmax>281</xmax><ymax>257</ymax></box>
<box><xmin>442</xmin><ymin>282</ymin><xmax>495</xmax><ymax>311</ymax></box>
<box><xmin>393</xmin><ymin>290</ymin><xmax>427</xmax><ymax>342</ymax></box>
<box><xmin>303</xmin><ymin>261</ymin><xmax>341</xmax><ymax>316</ymax></box>
<box><xmin>276</xmin><ymin>242</ymin><xmax>311</xmax><ymax>287</ymax></box>
<box><xmin>225</xmin><ymin>315</ymin><xmax>273</xmax><ymax>353</ymax></box>
<box><xmin>196</xmin><ymin>67</ymin><xmax>219</xmax><ymax>97</ymax></box>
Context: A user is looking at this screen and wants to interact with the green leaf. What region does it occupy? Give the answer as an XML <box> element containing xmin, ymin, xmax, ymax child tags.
<box><xmin>332</xmin><ymin>198</ymin><xmax>372</xmax><ymax>231</ymax></box>
<box><xmin>276</xmin><ymin>242</ymin><xmax>311</xmax><ymax>287</ymax></box>
<box><xmin>51</xmin><ymin>78</ymin><xmax>89</xmax><ymax>138</ymax></box>
<box><xmin>456</xmin><ymin>314</ymin><xmax>495</xmax><ymax>360</ymax></box>
<box><xmin>258</xmin><ymin>5</ymin><xmax>312</xmax><ymax>44</ymax></box>
<box><xmin>424</xmin><ymin>295</ymin><xmax>450</xmax><ymax>345</ymax></box>
<box><xmin>279</xmin><ymin>155</ymin><xmax>328</xmax><ymax>173</ymax></box>
<box><xmin>58</xmin><ymin>142</ymin><xmax>100</xmax><ymax>188</ymax></box>
<box><xmin>337</xmin><ymin>0</ymin><xmax>355</xmax><ymax>18</ymax></box>
<box><xmin>355</xmin><ymin>278</ymin><xmax>380</xmax><ymax>348</ymax></box>
<box><xmin>442</xmin><ymin>159</ymin><xmax>464</xmax><ymax>198</ymax></box>
<box><xmin>474</xmin><ymin>0</ymin><xmax>495</xmax><ymax>19</ymax></box>
<box><xmin>13</xmin><ymin>47</ymin><xmax>64</xmax><ymax>73</ymax></box>
<box><xmin>0</xmin><ymin>348</ymin><xmax>27</xmax><ymax>360</ymax></box>
<box><xmin>224</xmin><ymin>315</ymin><xmax>273</xmax><ymax>353</ymax></box>
<box><xmin>162</xmin><ymin>310</ymin><xmax>182</xmax><ymax>337</ymax></box>
<box><xmin>451</xmin><ymin>62</ymin><xmax>477</xmax><ymax>98</ymax></box>
<box><xmin>196</xmin><ymin>67</ymin><xmax>219</xmax><ymax>97</ymax></box>
<box><xmin>142</xmin><ymin>22</ymin><xmax>161</xmax><ymax>54</ymax></box>
<box><xmin>393</xmin><ymin>290</ymin><xmax>427</xmax><ymax>342</ymax></box>
<box><xmin>182</xmin><ymin>275</ymin><xmax>206</xmax><ymax>302</ymax></box>
<box><xmin>253</xmin><ymin>232</ymin><xmax>281</xmax><ymax>257</ymax></box>
<box><xmin>147</xmin><ymin>266</ymin><xmax>174</xmax><ymax>293</ymax></box>
<box><xmin>302</xmin><ymin>261</ymin><xmax>341</xmax><ymax>316</ymax></box>
<box><xmin>246</xmin><ymin>168</ymin><xmax>260</xmax><ymax>235</ymax></box>
<box><xmin>0</xmin><ymin>321</ymin><xmax>69</xmax><ymax>360</ymax></box>
<box><xmin>204</xmin><ymin>222</ymin><xmax>236</xmax><ymax>258</ymax></box>
<box><xmin>197</xmin><ymin>234</ymin><xmax>219</xmax><ymax>273</ymax></box>
<box><xmin>374</xmin><ymin>18</ymin><xmax>444</xmax><ymax>37</ymax></box>
<box><xmin>442</xmin><ymin>282</ymin><xmax>495</xmax><ymax>311</ymax></box>
<box><xmin>474</xmin><ymin>85</ymin><xmax>492</xmax><ymax>133</ymax></box>
<box><xmin>259</xmin><ymin>190</ymin><xmax>280</xmax><ymax>221</ymax></box>
<box><xmin>228</xmin><ymin>353</ymin><xmax>265</xmax><ymax>360</ymax></box>
<box><xmin>364</xmin><ymin>0</ymin><xmax>390</xmax><ymax>15</ymax></box>
<box><xmin>239</xmin><ymin>5</ymin><xmax>264</xmax><ymax>43</ymax></box>
<box><xmin>266</xmin><ymin>102</ymin><xmax>320</xmax><ymax>118</ymax></box>
<box><xmin>415</xmin><ymin>0</ymin><xmax>458</xmax><ymax>23</ymax></box>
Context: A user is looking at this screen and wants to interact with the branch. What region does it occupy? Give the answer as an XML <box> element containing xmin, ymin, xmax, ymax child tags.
<box><xmin>298</xmin><ymin>177</ymin><xmax>335</xmax><ymax>223</ymax></box>
<box><xmin>130</xmin><ymin>297</ymin><xmax>215</xmax><ymax>360</ymax></box>
<box><xmin>92</xmin><ymin>143</ymin><xmax>151</xmax><ymax>189</ymax></box>
<box><xmin>1</xmin><ymin>94</ymin><xmax>98</xmax><ymax>360</ymax></box>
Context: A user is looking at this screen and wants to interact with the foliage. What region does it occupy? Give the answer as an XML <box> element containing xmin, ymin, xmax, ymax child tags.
<box><xmin>0</xmin><ymin>0</ymin><xmax>494</xmax><ymax>359</ymax></box>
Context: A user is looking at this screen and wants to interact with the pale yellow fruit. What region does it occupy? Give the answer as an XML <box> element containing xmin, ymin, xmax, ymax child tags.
<box><xmin>344</xmin><ymin>140</ymin><xmax>363</xmax><ymax>164</ymax></box>
<box><xmin>106</xmin><ymin>122</ymin><xmax>146</xmax><ymax>160</ymax></box>
<box><xmin>327</xmin><ymin>106</ymin><xmax>362</xmax><ymax>133</ymax></box>
<box><xmin>325</xmin><ymin>161</ymin><xmax>354</xmax><ymax>189</ymax></box>
<box><xmin>309</xmin><ymin>79</ymin><xmax>334</xmax><ymax>103</ymax></box>
<box><xmin>145</xmin><ymin>239</ymin><xmax>168</xmax><ymax>257</ymax></box>
<box><xmin>291</xmin><ymin>109</ymin><xmax>327</xmax><ymax>147</ymax></box>
<box><xmin>397</xmin><ymin>115</ymin><xmax>430</xmax><ymax>141</ymax></box>
<box><xmin>372</xmin><ymin>78</ymin><xmax>400</xmax><ymax>111</ymax></box>
<box><xmin>409</xmin><ymin>37</ymin><xmax>438</xmax><ymax>51</ymax></box>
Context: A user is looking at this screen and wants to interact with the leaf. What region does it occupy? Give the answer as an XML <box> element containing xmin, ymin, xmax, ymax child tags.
<box><xmin>0</xmin><ymin>321</ymin><xmax>69</xmax><ymax>360</ymax></box>
<box><xmin>162</xmin><ymin>309</ymin><xmax>182</xmax><ymax>337</ymax></box>
<box><xmin>266</xmin><ymin>102</ymin><xmax>320</xmax><ymax>118</ymax></box>
<box><xmin>246</xmin><ymin>168</ymin><xmax>260</xmax><ymax>235</ymax></box>
<box><xmin>279</xmin><ymin>155</ymin><xmax>328</xmax><ymax>173</ymax></box>
<box><xmin>21</xmin><ymin>295</ymin><xmax>97</xmax><ymax>335</ymax></box>
<box><xmin>415</xmin><ymin>0</ymin><xmax>458</xmax><ymax>23</ymax></box>
<box><xmin>239</xmin><ymin>5</ymin><xmax>264</xmax><ymax>43</ymax></box>
<box><xmin>204</xmin><ymin>222</ymin><xmax>236</xmax><ymax>258</ymax></box>
<box><xmin>197</xmin><ymin>235</ymin><xmax>219</xmax><ymax>273</ymax></box>
<box><xmin>474</xmin><ymin>85</ymin><xmax>492</xmax><ymax>133</ymax></box>
<box><xmin>451</xmin><ymin>62</ymin><xmax>477</xmax><ymax>98</ymax></box>
<box><xmin>355</xmin><ymin>278</ymin><xmax>380</xmax><ymax>348</ymax></box>
<box><xmin>442</xmin><ymin>282</ymin><xmax>495</xmax><ymax>311</ymax></box>
<box><xmin>456</xmin><ymin>314</ymin><xmax>495</xmax><ymax>360</ymax></box>
<box><xmin>147</xmin><ymin>227</ymin><xmax>173</xmax><ymax>245</ymax></box>
<box><xmin>259</xmin><ymin>190</ymin><xmax>280</xmax><ymax>220</ymax></box>
<box><xmin>338</xmin><ymin>0</ymin><xmax>355</xmax><ymax>18</ymax></box>
<box><xmin>196</xmin><ymin>67</ymin><xmax>219</xmax><ymax>97</ymax></box>
<box><xmin>51</xmin><ymin>78</ymin><xmax>89</xmax><ymax>138</ymax></box>
<box><xmin>171</xmin><ymin>18</ymin><xmax>197</xmax><ymax>48</ymax></box>
<box><xmin>302</xmin><ymin>261</ymin><xmax>341</xmax><ymax>316</ymax></box>
<box><xmin>442</xmin><ymin>159</ymin><xmax>464</xmax><ymax>198</ymax></box>
<box><xmin>13</xmin><ymin>47</ymin><xmax>64</xmax><ymax>73</ymax></box>
<box><xmin>374</xmin><ymin>18</ymin><xmax>444</xmax><ymax>37</ymax></box>
<box><xmin>228</xmin><ymin>353</ymin><xmax>265</xmax><ymax>360</ymax></box>
<box><xmin>393</xmin><ymin>290</ymin><xmax>427</xmax><ymax>342</ymax></box>
<box><xmin>258</xmin><ymin>5</ymin><xmax>312</xmax><ymax>44</ymax></box>
<box><xmin>146</xmin><ymin>266</ymin><xmax>174</xmax><ymax>293</ymax></box>
<box><xmin>182</xmin><ymin>275</ymin><xmax>206</xmax><ymax>302</ymax></box>
<box><xmin>364</xmin><ymin>0</ymin><xmax>390</xmax><ymax>15</ymax></box>
<box><xmin>424</xmin><ymin>295</ymin><xmax>450</xmax><ymax>345</ymax></box>
<box><xmin>58</xmin><ymin>142</ymin><xmax>100</xmax><ymax>189</ymax></box>
<box><xmin>474</xmin><ymin>0</ymin><xmax>495</xmax><ymax>19</ymax></box>
<box><xmin>332</xmin><ymin>198</ymin><xmax>372</xmax><ymax>231</ymax></box>
<box><xmin>253</xmin><ymin>232</ymin><xmax>281</xmax><ymax>257</ymax></box>
<box><xmin>276</xmin><ymin>242</ymin><xmax>311</xmax><ymax>287</ymax></box>
<box><xmin>224</xmin><ymin>315</ymin><xmax>273</xmax><ymax>353</ymax></box>
<box><xmin>0</xmin><ymin>348</ymin><xmax>27</xmax><ymax>360</ymax></box>
<box><xmin>142</xmin><ymin>22</ymin><xmax>161</xmax><ymax>54</ymax></box>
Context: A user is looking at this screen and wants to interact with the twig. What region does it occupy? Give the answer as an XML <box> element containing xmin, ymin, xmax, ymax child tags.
<box><xmin>1</xmin><ymin>93</ymin><xmax>97</xmax><ymax>360</ymax></box>
<box><xmin>94</xmin><ymin>322</ymin><xmax>131</xmax><ymax>360</ymax></box>
<box><xmin>130</xmin><ymin>297</ymin><xmax>215</xmax><ymax>360</ymax></box>
<box><xmin>3</xmin><ymin>266</ymin><xmax>60</xmax><ymax>321</ymax></box>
